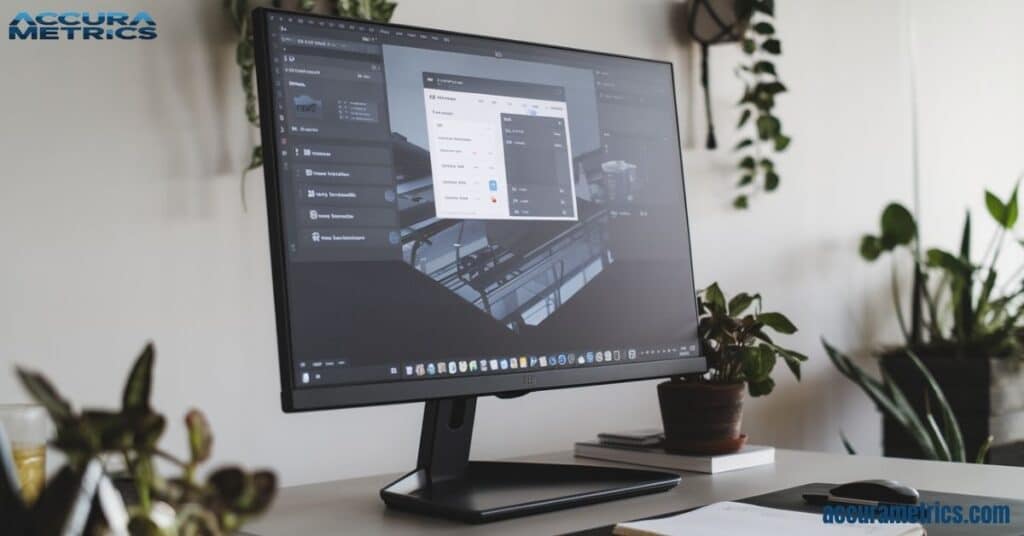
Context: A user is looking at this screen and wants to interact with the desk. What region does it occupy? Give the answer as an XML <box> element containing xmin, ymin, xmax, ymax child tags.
<box><xmin>244</xmin><ymin>449</ymin><xmax>1024</xmax><ymax>535</ymax></box>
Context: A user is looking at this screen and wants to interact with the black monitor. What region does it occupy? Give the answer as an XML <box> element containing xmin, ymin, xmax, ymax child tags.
<box><xmin>253</xmin><ymin>7</ymin><xmax>705</xmax><ymax>523</ymax></box>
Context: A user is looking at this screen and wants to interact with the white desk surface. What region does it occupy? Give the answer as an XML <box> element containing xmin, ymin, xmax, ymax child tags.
<box><xmin>244</xmin><ymin>449</ymin><xmax>1024</xmax><ymax>535</ymax></box>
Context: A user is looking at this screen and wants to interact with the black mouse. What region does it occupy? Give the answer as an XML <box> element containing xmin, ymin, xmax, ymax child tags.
<box><xmin>830</xmin><ymin>479</ymin><xmax>920</xmax><ymax>504</ymax></box>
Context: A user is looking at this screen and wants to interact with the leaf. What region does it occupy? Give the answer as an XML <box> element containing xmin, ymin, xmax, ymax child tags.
<box><xmin>742</xmin><ymin>39</ymin><xmax>756</xmax><ymax>54</ymax></box>
<box><xmin>738</xmin><ymin>175</ymin><xmax>754</xmax><ymax>187</ymax></box>
<box><xmin>959</xmin><ymin>211</ymin><xmax>972</xmax><ymax>260</ymax></box>
<box><xmin>905</xmin><ymin>351</ymin><xmax>965</xmax><ymax>462</ymax></box>
<box><xmin>923</xmin><ymin>411</ymin><xmax>952</xmax><ymax>461</ymax></box>
<box><xmin>758</xmin><ymin>312</ymin><xmax>797</xmax><ymax>334</ymax></box>
<box><xmin>246</xmin><ymin>145</ymin><xmax>264</xmax><ymax>171</ymax></box>
<box><xmin>741</xmin><ymin>346</ymin><xmax>775</xmax><ymax>382</ymax></box>
<box><xmin>738</xmin><ymin>87</ymin><xmax>755</xmax><ymax>105</ymax></box>
<box><xmin>778</xmin><ymin>349</ymin><xmax>806</xmax><ymax>380</ymax></box>
<box><xmin>975</xmin><ymin>435</ymin><xmax>994</xmax><ymax>463</ymax></box>
<box><xmin>186</xmin><ymin>409</ymin><xmax>213</xmax><ymax>464</ymax></box>
<box><xmin>985</xmin><ymin>191</ymin><xmax>1007</xmax><ymax>227</ymax></box>
<box><xmin>733</xmin><ymin>195</ymin><xmax>749</xmax><ymax>209</ymax></box>
<box><xmin>840</xmin><ymin>430</ymin><xmax>857</xmax><ymax>455</ymax></box>
<box><xmin>734</xmin><ymin>138</ymin><xmax>753</xmax><ymax>151</ymax></box>
<box><xmin>753</xmin><ymin>89</ymin><xmax>774</xmax><ymax>110</ymax></box>
<box><xmin>80</xmin><ymin>410</ymin><xmax>133</xmax><ymax>451</ymax></box>
<box><xmin>1006</xmin><ymin>184</ymin><xmax>1019</xmax><ymax>227</ymax></box>
<box><xmin>759</xmin><ymin>158</ymin><xmax>774</xmax><ymax>170</ymax></box>
<box><xmin>243</xmin><ymin>471</ymin><xmax>278</xmax><ymax>514</ymax></box>
<box><xmin>860</xmin><ymin>235</ymin><xmax>883</xmax><ymax>261</ymax></box>
<box><xmin>753</xmin><ymin>22</ymin><xmax>775</xmax><ymax>35</ymax></box>
<box><xmin>752</xmin><ymin>61</ymin><xmax>776</xmax><ymax>75</ymax></box>
<box><xmin>15</xmin><ymin>368</ymin><xmax>72</xmax><ymax>421</ymax></box>
<box><xmin>703</xmin><ymin>283</ymin><xmax>727</xmax><ymax>313</ymax></box>
<box><xmin>880</xmin><ymin>203</ymin><xmax>917</xmax><ymax>245</ymax></box>
<box><xmin>823</xmin><ymin>340</ymin><xmax>939</xmax><ymax>459</ymax></box>
<box><xmin>235</xmin><ymin>39</ymin><xmax>254</xmax><ymax>69</ymax></box>
<box><xmin>747</xmin><ymin>377</ymin><xmax>775</xmax><ymax>397</ymax></box>
<box><xmin>123</xmin><ymin>343</ymin><xmax>155</xmax><ymax>411</ymax></box>
<box><xmin>975</xmin><ymin>269</ymin><xmax>997</xmax><ymax>323</ymax></box>
<box><xmin>209</xmin><ymin>467</ymin><xmax>247</xmax><ymax>507</ymax></box>
<box><xmin>752</xmin><ymin>0</ymin><xmax>774</xmax><ymax>16</ymax></box>
<box><xmin>756</xmin><ymin>115</ymin><xmax>781</xmax><ymax>140</ymax></box>
<box><xmin>728</xmin><ymin>293</ymin><xmax>758</xmax><ymax>316</ymax></box>
<box><xmin>925</xmin><ymin>248</ymin><xmax>972</xmax><ymax>276</ymax></box>
<box><xmin>738</xmin><ymin>109</ymin><xmax>752</xmax><ymax>128</ymax></box>
<box><xmin>765</xmin><ymin>172</ymin><xmax>780</xmax><ymax>191</ymax></box>
<box><xmin>762</xmin><ymin>38</ymin><xmax>782</xmax><ymax>54</ymax></box>
<box><xmin>773</xmin><ymin>134</ymin><xmax>791</xmax><ymax>151</ymax></box>
<box><xmin>739</xmin><ymin>156</ymin><xmax>756</xmax><ymax>170</ymax></box>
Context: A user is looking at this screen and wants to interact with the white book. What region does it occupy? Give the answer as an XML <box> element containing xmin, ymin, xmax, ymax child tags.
<box><xmin>573</xmin><ymin>441</ymin><xmax>774</xmax><ymax>474</ymax></box>
<box><xmin>613</xmin><ymin>501</ymin><xmax>924</xmax><ymax>536</ymax></box>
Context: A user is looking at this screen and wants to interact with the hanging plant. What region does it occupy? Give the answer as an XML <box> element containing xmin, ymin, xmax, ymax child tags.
<box><xmin>682</xmin><ymin>0</ymin><xmax>790</xmax><ymax>209</ymax></box>
<box><xmin>732</xmin><ymin>0</ymin><xmax>789</xmax><ymax>209</ymax></box>
<box><xmin>225</xmin><ymin>0</ymin><xmax>398</xmax><ymax>209</ymax></box>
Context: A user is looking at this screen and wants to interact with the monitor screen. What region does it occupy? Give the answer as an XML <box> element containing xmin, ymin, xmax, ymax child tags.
<box><xmin>254</xmin><ymin>9</ymin><xmax>704</xmax><ymax>410</ymax></box>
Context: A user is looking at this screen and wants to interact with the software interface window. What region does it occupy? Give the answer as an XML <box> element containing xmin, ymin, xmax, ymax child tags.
<box><xmin>263</xmin><ymin>14</ymin><xmax>699</xmax><ymax>388</ymax></box>
<box><xmin>422</xmin><ymin>72</ymin><xmax>578</xmax><ymax>221</ymax></box>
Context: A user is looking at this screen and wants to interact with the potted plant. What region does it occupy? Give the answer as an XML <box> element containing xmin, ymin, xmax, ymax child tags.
<box><xmin>658</xmin><ymin>283</ymin><xmax>806</xmax><ymax>454</ymax></box>
<box><xmin>2</xmin><ymin>344</ymin><xmax>276</xmax><ymax>534</ymax></box>
<box><xmin>835</xmin><ymin>182</ymin><xmax>1024</xmax><ymax>464</ymax></box>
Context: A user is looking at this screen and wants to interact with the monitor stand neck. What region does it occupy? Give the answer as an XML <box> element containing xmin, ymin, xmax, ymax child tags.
<box><xmin>417</xmin><ymin>397</ymin><xmax>476</xmax><ymax>484</ymax></box>
<box><xmin>379</xmin><ymin>396</ymin><xmax>682</xmax><ymax>524</ymax></box>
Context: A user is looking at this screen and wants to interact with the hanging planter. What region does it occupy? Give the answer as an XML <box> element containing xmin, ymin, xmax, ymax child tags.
<box><xmin>682</xmin><ymin>0</ymin><xmax>791</xmax><ymax>209</ymax></box>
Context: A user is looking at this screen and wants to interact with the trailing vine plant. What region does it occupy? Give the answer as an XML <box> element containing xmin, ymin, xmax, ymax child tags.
<box><xmin>731</xmin><ymin>0</ymin><xmax>790</xmax><ymax>209</ymax></box>
<box><xmin>225</xmin><ymin>0</ymin><xmax>398</xmax><ymax>208</ymax></box>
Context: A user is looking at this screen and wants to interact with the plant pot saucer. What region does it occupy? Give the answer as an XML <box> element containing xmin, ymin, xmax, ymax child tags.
<box><xmin>664</xmin><ymin>434</ymin><xmax>747</xmax><ymax>456</ymax></box>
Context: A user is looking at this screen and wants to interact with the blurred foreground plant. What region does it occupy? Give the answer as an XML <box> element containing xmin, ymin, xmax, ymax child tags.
<box><xmin>4</xmin><ymin>343</ymin><xmax>276</xmax><ymax>535</ymax></box>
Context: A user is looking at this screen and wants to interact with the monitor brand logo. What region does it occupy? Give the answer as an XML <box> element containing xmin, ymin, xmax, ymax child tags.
<box><xmin>8</xmin><ymin>11</ymin><xmax>157</xmax><ymax>40</ymax></box>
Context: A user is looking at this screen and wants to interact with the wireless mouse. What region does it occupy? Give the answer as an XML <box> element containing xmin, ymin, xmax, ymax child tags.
<box><xmin>829</xmin><ymin>479</ymin><xmax>920</xmax><ymax>505</ymax></box>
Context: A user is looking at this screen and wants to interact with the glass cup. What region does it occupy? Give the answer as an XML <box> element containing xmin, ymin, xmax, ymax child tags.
<box><xmin>0</xmin><ymin>404</ymin><xmax>50</xmax><ymax>504</ymax></box>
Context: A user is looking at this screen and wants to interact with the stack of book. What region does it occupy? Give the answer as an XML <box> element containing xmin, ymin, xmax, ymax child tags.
<box><xmin>574</xmin><ymin>429</ymin><xmax>775</xmax><ymax>474</ymax></box>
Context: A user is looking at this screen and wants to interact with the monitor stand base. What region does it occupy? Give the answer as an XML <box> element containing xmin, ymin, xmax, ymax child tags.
<box><xmin>379</xmin><ymin>397</ymin><xmax>681</xmax><ymax>523</ymax></box>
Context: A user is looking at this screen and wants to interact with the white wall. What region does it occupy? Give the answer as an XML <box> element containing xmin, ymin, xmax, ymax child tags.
<box><xmin>0</xmin><ymin>0</ymin><xmax>1020</xmax><ymax>487</ymax></box>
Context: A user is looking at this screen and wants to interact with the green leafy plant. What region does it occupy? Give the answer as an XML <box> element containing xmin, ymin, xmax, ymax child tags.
<box><xmin>858</xmin><ymin>183</ymin><xmax>1024</xmax><ymax>357</ymax></box>
<box><xmin>824</xmin><ymin>341</ymin><xmax>993</xmax><ymax>463</ymax></box>
<box><xmin>226</xmin><ymin>0</ymin><xmax>398</xmax><ymax>208</ymax></box>
<box><xmin>8</xmin><ymin>343</ymin><xmax>276</xmax><ymax>534</ymax></box>
<box><xmin>732</xmin><ymin>0</ymin><xmax>790</xmax><ymax>209</ymax></box>
<box><xmin>684</xmin><ymin>282</ymin><xmax>807</xmax><ymax>396</ymax></box>
<box><xmin>826</xmin><ymin>182</ymin><xmax>1023</xmax><ymax>463</ymax></box>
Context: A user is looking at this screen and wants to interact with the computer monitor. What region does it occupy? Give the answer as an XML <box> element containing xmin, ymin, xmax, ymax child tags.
<box><xmin>253</xmin><ymin>7</ymin><xmax>704</xmax><ymax>523</ymax></box>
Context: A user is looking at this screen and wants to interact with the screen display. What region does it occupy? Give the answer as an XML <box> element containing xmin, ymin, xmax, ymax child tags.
<box><xmin>258</xmin><ymin>11</ymin><xmax>701</xmax><ymax>393</ymax></box>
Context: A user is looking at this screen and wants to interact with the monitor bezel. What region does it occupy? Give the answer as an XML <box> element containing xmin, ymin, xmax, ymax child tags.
<box><xmin>253</xmin><ymin>7</ymin><xmax>706</xmax><ymax>412</ymax></box>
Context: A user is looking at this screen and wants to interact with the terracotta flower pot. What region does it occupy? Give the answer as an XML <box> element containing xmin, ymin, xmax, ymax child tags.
<box><xmin>657</xmin><ymin>380</ymin><xmax>747</xmax><ymax>455</ymax></box>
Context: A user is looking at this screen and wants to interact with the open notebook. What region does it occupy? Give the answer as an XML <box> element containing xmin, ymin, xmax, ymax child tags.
<box><xmin>613</xmin><ymin>502</ymin><xmax>924</xmax><ymax>536</ymax></box>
